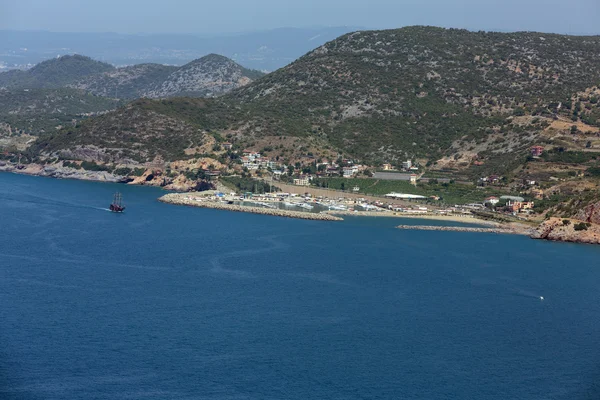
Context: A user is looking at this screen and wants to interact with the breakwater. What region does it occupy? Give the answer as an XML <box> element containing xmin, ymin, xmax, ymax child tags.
<box><xmin>396</xmin><ymin>225</ymin><xmax>525</xmax><ymax>234</ymax></box>
<box><xmin>159</xmin><ymin>193</ymin><xmax>343</xmax><ymax>221</ymax></box>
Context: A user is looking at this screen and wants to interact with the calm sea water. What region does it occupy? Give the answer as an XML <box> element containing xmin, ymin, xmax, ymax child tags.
<box><xmin>1</xmin><ymin>172</ymin><xmax>600</xmax><ymax>400</ymax></box>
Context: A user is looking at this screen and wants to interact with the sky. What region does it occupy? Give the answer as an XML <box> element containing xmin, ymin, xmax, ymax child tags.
<box><xmin>0</xmin><ymin>0</ymin><xmax>598</xmax><ymax>35</ymax></box>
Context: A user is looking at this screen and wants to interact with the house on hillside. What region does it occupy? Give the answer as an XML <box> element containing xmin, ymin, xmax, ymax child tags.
<box><xmin>343</xmin><ymin>166</ymin><xmax>359</xmax><ymax>178</ymax></box>
<box><xmin>488</xmin><ymin>175</ymin><xmax>502</xmax><ymax>184</ymax></box>
<box><xmin>531</xmin><ymin>188</ymin><xmax>544</xmax><ymax>200</ymax></box>
<box><xmin>205</xmin><ymin>170</ymin><xmax>221</xmax><ymax>180</ymax></box>
<box><xmin>506</xmin><ymin>200</ymin><xmax>535</xmax><ymax>212</ymax></box>
<box><xmin>382</xmin><ymin>163</ymin><xmax>393</xmax><ymax>171</ymax></box>
<box><xmin>530</xmin><ymin>146</ymin><xmax>544</xmax><ymax>157</ymax></box>
<box><xmin>524</xmin><ymin>179</ymin><xmax>537</xmax><ymax>186</ymax></box>
<box><xmin>222</xmin><ymin>142</ymin><xmax>233</xmax><ymax>150</ymax></box>
<box><xmin>241</xmin><ymin>157</ymin><xmax>259</xmax><ymax>170</ymax></box>
<box><xmin>242</xmin><ymin>150</ymin><xmax>261</xmax><ymax>160</ymax></box>
<box><xmin>317</xmin><ymin>159</ymin><xmax>330</xmax><ymax>168</ymax></box>
<box><xmin>326</xmin><ymin>166</ymin><xmax>340</xmax><ymax>176</ymax></box>
<box><xmin>402</xmin><ymin>160</ymin><xmax>412</xmax><ymax>170</ymax></box>
<box><xmin>485</xmin><ymin>196</ymin><xmax>500</xmax><ymax>205</ymax></box>
<box><xmin>293</xmin><ymin>175</ymin><xmax>310</xmax><ymax>186</ymax></box>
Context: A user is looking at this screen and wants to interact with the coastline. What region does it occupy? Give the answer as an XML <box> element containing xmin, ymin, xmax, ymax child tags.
<box><xmin>4</xmin><ymin>166</ymin><xmax>597</xmax><ymax>245</ymax></box>
<box><xmin>396</xmin><ymin>224</ymin><xmax>531</xmax><ymax>235</ymax></box>
<box><xmin>158</xmin><ymin>193</ymin><xmax>343</xmax><ymax>221</ymax></box>
<box><xmin>0</xmin><ymin>163</ymin><xmax>125</xmax><ymax>183</ymax></box>
<box><xmin>326</xmin><ymin>210</ymin><xmax>500</xmax><ymax>226</ymax></box>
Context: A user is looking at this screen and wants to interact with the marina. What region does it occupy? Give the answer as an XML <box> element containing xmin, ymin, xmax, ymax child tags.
<box><xmin>159</xmin><ymin>193</ymin><xmax>343</xmax><ymax>221</ymax></box>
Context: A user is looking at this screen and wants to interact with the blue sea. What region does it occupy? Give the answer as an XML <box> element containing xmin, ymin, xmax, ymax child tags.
<box><xmin>1</xmin><ymin>172</ymin><xmax>599</xmax><ymax>400</ymax></box>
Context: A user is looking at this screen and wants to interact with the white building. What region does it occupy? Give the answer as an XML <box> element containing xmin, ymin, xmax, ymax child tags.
<box><xmin>293</xmin><ymin>176</ymin><xmax>310</xmax><ymax>186</ymax></box>
<box><xmin>402</xmin><ymin>160</ymin><xmax>412</xmax><ymax>170</ymax></box>
<box><xmin>485</xmin><ymin>196</ymin><xmax>500</xmax><ymax>205</ymax></box>
<box><xmin>342</xmin><ymin>166</ymin><xmax>359</xmax><ymax>178</ymax></box>
<box><xmin>384</xmin><ymin>193</ymin><xmax>426</xmax><ymax>200</ymax></box>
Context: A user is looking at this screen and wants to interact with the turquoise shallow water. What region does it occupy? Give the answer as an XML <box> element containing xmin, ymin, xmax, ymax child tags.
<box><xmin>1</xmin><ymin>172</ymin><xmax>600</xmax><ymax>400</ymax></box>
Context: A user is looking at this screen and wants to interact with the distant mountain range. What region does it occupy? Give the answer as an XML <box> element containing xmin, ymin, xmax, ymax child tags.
<box><xmin>0</xmin><ymin>52</ymin><xmax>263</xmax><ymax>134</ymax></box>
<box><xmin>69</xmin><ymin>54</ymin><xmax>264</xmax><ymax>99</ymax></box>
<box><xmin>0</xmin><ymin>53</ymin><xmax>264</xmax><ymax>99</ymax></box>
<box><xmin>29</xmin><ymin>27</ymin><xmax>600</xmax><ymax>179</ymax></box>
<box><xmin>0</xmin><ymin>55</ymin><xmax>114</xmax><ymax>89</ymax></box>
<box><xmin>0</xmin><ymin>27</ymin><xmax>360</xmax><ymax>71</ymax></box>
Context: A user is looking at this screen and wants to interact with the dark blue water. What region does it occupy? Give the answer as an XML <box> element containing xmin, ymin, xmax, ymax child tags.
<box><xmin>1</xmin><ymin>172</ymin><xmax>600</xmax><ymax>400</ymax></box>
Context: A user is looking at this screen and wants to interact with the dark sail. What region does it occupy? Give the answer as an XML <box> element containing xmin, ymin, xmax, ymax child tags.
<box><xmin>109</xmin><ymin>192</ymin><xmax>125</xmax><ymax>212</ymax></box>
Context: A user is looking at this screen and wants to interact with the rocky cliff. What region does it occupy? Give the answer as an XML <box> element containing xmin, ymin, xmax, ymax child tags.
<box><xmin>573</xmin><ymin>201</ymin><xmax>600</xmax><ymax>225</ymax></box>
<box><xmin>531</xmin><ymin>217</ymin><xmax>600</xmax><ymax>244</ymax></box>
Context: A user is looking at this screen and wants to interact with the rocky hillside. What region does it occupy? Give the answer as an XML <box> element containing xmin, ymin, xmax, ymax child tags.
<box><xmin>70</xmin><ymin>54</ymin><xmax>264</xmax><ymax>99</ymax></box>
<box><xmin>29</xmin><ymin>99</ymin><xmax>214</xmax><ymax>164</ymax></box>
<box><xmin>0</xmin><ymin>55</ymin><xmax>115</xmax><ymax>89</ymax></box>
<box><xmin>38</xmin><ymin>27</ymin><xmax>600</xmax><ymax>163</ymax></box>
<box><xmin>531</xmin><ymin>218</ymin><xmax>600</xmax><ymax>244</ymax></box>
<box><xmin>0</xmin><ymin>53</ymin><xmax>262</xmax><ymax>139</ymax></box>
<box><xmin>0</xmin><ymin>88</ymin><xmax>122</xmax><ymax>136</ymax></box>
<box><xmin>143</xmin><ymin>54</ymin><xmax>264</xmax><ymax>98</ymax></box>
<box><xmin>224</xmin><ymin>26</ymin><xmax>600</xmax><ymax>163</ymax></box>
<box><xmin>68</xmin><ymin>63</ymin><xmax>178</xmax><ymax>99</ymax></box>
<box><xmin>20</xmin><ymin>27</ymin><xmax>600</xmax><ymax>195</ymax></box>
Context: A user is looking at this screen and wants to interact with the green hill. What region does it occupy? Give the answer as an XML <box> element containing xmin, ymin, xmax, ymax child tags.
<box><xmin>225</xmin><ymin>26</ymin><xmax>600</xmax><ymax>162</ymax></box>
<box><xmin>30</xmin><ymin>27</ymin><xmax>600</xmax><ymax>171</ymax></box>
<box><xmin>69</xmin><ymin>63</ymin><xmax>178</xmax><ymax>99</ymax></box>
<box><xmin>71</xmin><ymin>54</ymin><xmax>264</xmax><ymax>99</ymax></box>
<box><xmin>0</xmin><ymin>88</ymin><xmax>122</xmax><ymax>135</ymax></box>
<box><xmin>0</xmin><ymin>55</ymin><xmax>115</xmax><ymax>89</ymax></box>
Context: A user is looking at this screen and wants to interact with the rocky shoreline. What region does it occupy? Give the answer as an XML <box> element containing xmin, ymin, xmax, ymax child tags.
<box><xmin>5</xmin><ymin>162</ymin><xmax>600</xmax><ymax>245</ymax></box>
<box><xmin>396</xmin><ymin>225</ymin><xmax>528</xmax><ymax>235</ymax></box>
<box><xmin>159</xmin><ymin>193</ymin><xmax>343</xmax><ymax>221</ymax></box>
<box><xmin>530</xmin><ymin>218</ymin><xmax>600</xmax><ymax>245</ymax></box>
<box><xmin>0</xmin><ymin>162</ymin><xmax>125</xmax><ymax>183</ymax></box>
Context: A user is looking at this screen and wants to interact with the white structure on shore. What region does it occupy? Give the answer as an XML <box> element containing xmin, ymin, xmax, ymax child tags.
<box><xmin>384</xmin><ymin>192</ymin><xmax>426</xmax><ymax>200</ymax></box>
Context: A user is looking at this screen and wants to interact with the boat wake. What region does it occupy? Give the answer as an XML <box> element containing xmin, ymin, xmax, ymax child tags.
<box><xmin>1</xmin><ymin>193</ymin><xmax>116</xmax><ymax>213</ymax></box>
<box><xmin>513</xmin><ymin>288</ymin><xmax>545</xmax><ymax>300</ymax></box>
<box><xmin>470</xmin><ymin>277</ymin><xmax>545</xmax><ymax>301</ymax></box>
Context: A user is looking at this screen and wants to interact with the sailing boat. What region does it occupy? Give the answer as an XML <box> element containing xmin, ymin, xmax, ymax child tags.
<box><xmin>109</xmin><ymin>192</ymin><xmax>125</xmax><ymax>213</ymax></box>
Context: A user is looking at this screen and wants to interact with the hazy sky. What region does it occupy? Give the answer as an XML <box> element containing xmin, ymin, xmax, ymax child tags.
<box><xmin>1</xmin><ymin>0</ymin><xmax>598</xmax><ymax>34</ymax></box>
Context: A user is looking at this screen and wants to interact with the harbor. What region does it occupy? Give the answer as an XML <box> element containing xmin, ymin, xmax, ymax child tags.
<box><xmin>158</xmin><ymin>193</ymin><xmax>343</xmax><ymax>221</ymax></box>
<box><xmin>158</xmin><ymin>190</ymin><xmax>509</xmax><ymax>226</ymax></box>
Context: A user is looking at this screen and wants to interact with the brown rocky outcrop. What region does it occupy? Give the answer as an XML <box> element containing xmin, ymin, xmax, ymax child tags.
<box><xmin>128</xmin><ymin>169</ymin><xmax>169</xmax><ymax>187</ymax></box>
<box><xmin>531</xmin><ymin>217</ymin><xmax>600</xmax><ymax>244</ymax></box>
<box><xmin>573</xmin><ymin>201</ymin><xmax>600</xmax><ymax>224</ymax></box>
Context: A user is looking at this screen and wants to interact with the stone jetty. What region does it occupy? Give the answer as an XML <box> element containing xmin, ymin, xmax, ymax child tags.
<box><xmin>159</xmin><ymin>193</ymin><xmax>343</xmax><ymax>221</ymax></box>
<box><xmin>396</xmin><ymin>225</ymin><xmax>525</xmax><ymax>234</ymax></box>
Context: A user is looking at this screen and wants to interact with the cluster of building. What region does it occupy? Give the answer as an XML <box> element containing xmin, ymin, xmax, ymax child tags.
<box><xmin>289</xmin><ymin>159</ymin><xmax>369</xmax><ymax>186</ymax></box>
<box><xmin>240</xmin><ymin>150</ymin><xmax>279</xmax><ymax>171</ymax></box>
<box><xmin>317</xmin><ymin>159</ymin><xmax>366</xmax><ymax>178</ymax></box>
<box><xmin>478</xmin><ymin>175</ymin><xmax>503</xmax><ymax>185</ymax></box>
<box><xmin>483</xmin><ymin>196</ymin><xmax>535</xmax><ymax>213</ymax></box>
<box><xmin>381</xmin><ymin>160</ymin><xmax>418</xmax><ymax>172</ymax></box>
